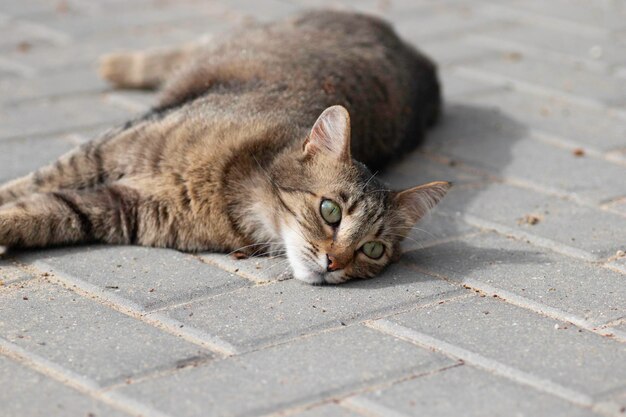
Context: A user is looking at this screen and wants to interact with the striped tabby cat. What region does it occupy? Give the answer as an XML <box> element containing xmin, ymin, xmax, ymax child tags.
<box><xmin>0</xmin><ymin>11</ymin><xmax>449</xmax><ymax>284</ymax></box>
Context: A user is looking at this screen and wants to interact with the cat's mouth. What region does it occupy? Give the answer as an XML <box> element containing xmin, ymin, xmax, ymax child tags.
<box><xmin>283</xmin><ymin>245</ymin><xmax>344</xmax><ymax>284</ymax></box>
<box><xmin>288</xmin><ymin>252</ymin><xmax>349</xmax><ymax>285</ymax></box>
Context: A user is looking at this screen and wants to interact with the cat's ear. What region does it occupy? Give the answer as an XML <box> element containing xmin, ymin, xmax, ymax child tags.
<box><xmin>303</xmin><ymin>105</ymin><xmax>351</xmax><ymax>162</ymax></box>
<box><xmin>394</xmin><ymin>181</ymin><xmax>451</xmax><ymax>224</ymax></box>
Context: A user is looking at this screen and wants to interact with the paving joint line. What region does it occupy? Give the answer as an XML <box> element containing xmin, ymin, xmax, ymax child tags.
<box><xmin>459</xmin><ymin>213</ymin><xmax>600</xmax><ymax>261</ymax></box>
<box><xmin>477</xmin><ymin>2</ymin><xmax>613</xmax><ymax>37</ymax></box>
<box><xmin>401</xmin><ymin>231</ymin><xmax>485</xmax><ymax>252</ymax></box>
<box><xmin>365</xmin><ymin>319</ymin><xmax>607</xmax><ymax>413</ymax></box>
<box><xmin>427</xmin><ymin>148</ymin><xmax>626</xmax><ymax>210</ymax></box>
<box><xmin>0</xmin><ymin>336</ymin><xmax>172</xmax><ymax>417</ymax></box>
<box><xmin>18</xmin><ymin>259</ymin><xmax>240</xmax><ymax>356</ymax></box>
<box><xmin>404</xmin><ymin>263</ymin><xmax>626</xmax><ymax>344</ymax></box>
<box><xmin>0</xmin><ymin>120</ymin><xmax>130</xmax><ymax>144</ymax></box>
<box><xmin>423</xmin><ymin>137</ymin><xmax>625</xmax><ymax>207</ymax></box>
<box><xmin>104</xmin><ymin>92</ymin><xmax>152</xmax><ymax>113</ymax></box>
<box><xmin>193</xmin><ymin>252</ymin><xmax>293</xmax><ymax>284</ymax></box>
<box><xmin>100</xmin><ymin>354</ymin><xmax>216</xmax><ymax>392</ymax></box>
<box><xmin>0</xmin><ymin>56</ymin><xmax>37</xmax><ymax>77</ymax></box>
<box><xmin>225</xmin><ymin>290</ymin><xmax>472</xmax><ymax>357</ymax></box>
<box><xmin>528</xmin><ymin>129</ymin><xmax>626</xmax><ymax>168</ymax></box>
<box><xmin>261</xmin><ymin>361</ymin><xmax>463</xmax><ymax>417</ymax></box>
<box><xmin>342</xmin><ymin>396</ymin><xmax>414</xmax><ymax>417</ymax></box>
<box><xmin>11</xmin><ymin>17</ymin><xmax>73</xmax><ymax>44</ymax></box>
<box><xmin>2</xmin><ymin>88</ymin><xmax>115</xmax><ymax>108</ymax></box>
<box><xmin>454</xmin><ymin>65</ymin><xmax>624</xmax><ymax>112</ymax></box>
<box><xmin>464</xmin><ymin>34</ymin><xmax>614</xmax><ymax>74</ymax></box>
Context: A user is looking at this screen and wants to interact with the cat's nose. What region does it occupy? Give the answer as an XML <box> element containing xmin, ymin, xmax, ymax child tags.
<box><xmin>326</xmin><ymin>254</ymin><xmax>344</xmax><ymax>272</ymax></box>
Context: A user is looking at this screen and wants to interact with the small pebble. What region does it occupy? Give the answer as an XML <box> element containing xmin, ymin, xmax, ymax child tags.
<box><xmin>589</xmin><ymin>45</ymin><xmax>603</xmax><ymax>59</ymax></box>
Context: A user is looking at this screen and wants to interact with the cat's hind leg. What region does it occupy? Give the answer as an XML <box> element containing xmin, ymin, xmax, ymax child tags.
<box><xmin>99</xmin><ymin>36</ymin><xmax>211</xmax><ymax>89</ymax></box>
<box><xmin>0</xmin><ymin>185</ymin><xmax>141</xmax><ymax>249</ymax></box>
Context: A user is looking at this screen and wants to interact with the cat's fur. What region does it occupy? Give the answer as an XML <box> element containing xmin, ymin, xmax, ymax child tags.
<box><xmin>0</xmin><ymin>11</ymin><xmax>449</xmax><ymax>284</ymax></box>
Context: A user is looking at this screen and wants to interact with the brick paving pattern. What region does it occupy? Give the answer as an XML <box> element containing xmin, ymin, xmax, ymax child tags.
<box><xmin>0</xmin><ymin>1</ymin><xmax>625</xmax><ymax>416</ymax></box>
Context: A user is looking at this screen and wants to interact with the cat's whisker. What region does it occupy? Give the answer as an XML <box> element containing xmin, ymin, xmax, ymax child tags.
<box><xmin>262</xmin><ymin>258</ymin><xmax>294</xmax><ymax>275</ymax></box>
<box><xmin>362</xmin><ymin>170</ymin><xmax>379</xmax><ymax>190</ymax></box>
<box><xmin>227</xmin><ymin>241</ymin><xmax>283</xmax><ymax>257</ymax></box>
<box><xmin>248</xmin><ymin>249</ymin><xmax>287</xmax><ymax>259</ymax></box>
<box><xmin>384</xmin><ymin>233</ymin><xmax>424</xmax><ymax>246</ymax></box>
<box><xmin>385</xmin><ymin>225</ymin><xmax>438</xmax><ymax>240</ymax></box>
<box><xmin>253</xmin><ymin>155</ymin><xmax>282</xmax><ymax>192</ymax></box>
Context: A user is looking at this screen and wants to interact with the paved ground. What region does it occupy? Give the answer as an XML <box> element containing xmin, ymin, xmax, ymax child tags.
<box><xmin>1</xmin><ymin>0</ymin><xmax>625</xmax><ymax>416</ymax></box>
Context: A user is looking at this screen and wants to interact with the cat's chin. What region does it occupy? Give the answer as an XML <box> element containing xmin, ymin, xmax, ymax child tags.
<box><xmin>292</xmin><ymin>270</ymin><xmax>348</xmax><ymax>285</ymax></box>
<box><xmin>292</xmin><ymin>270</ymin><xmax>326</xmax><ymax>285</ymax></box>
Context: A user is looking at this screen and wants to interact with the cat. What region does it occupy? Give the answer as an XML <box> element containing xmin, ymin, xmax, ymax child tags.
<box><xmin>0</xmin><ymin>10</ymin><xmax>450</xmax><ymax>285</ymax></box>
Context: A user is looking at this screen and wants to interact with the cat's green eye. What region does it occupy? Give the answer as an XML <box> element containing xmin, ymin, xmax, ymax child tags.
<box><xmin>362</xmin><ymin>241</ymin><xmax>384</xmax><ymax>259</ymax></box>
<box><xmin>320</xmin><ymin>199</ymin><xmax>342</xmax><ymax>225</ymax></box>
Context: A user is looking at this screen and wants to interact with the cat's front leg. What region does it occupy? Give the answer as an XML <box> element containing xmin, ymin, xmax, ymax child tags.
<box><xmin>0</xmin><ymin>185</ymin><xmax>142</xmax><ymax>249</ymax></box>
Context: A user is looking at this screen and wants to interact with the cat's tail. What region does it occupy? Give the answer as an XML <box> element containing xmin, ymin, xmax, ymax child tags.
<box><xmin>99</xmin><ymin>36</ymin><xmax>212</xmax><ymax>89</ymax></box>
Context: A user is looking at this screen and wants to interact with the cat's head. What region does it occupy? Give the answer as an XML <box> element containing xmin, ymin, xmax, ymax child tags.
<box><xmin>271</xmin><ymin>105</ymin><xmax>450</xmax><ymax>284</ymax></box>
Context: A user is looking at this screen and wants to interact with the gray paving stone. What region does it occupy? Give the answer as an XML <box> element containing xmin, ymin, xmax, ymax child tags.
<box><xmin>117</xmin><ymin>325</ymin><xmax>456</xmax><ymax>417</ymax></box>
<box><xmin>0</xmin><ymin>67</ymin><xmax>108</xmax><ymax>104</ymax></box>
<box><xmin>394</xmin><ymin>6</ymin><xmax>508</xmax><ymax>43</ymax></box>
<box><xmin>63</xmin><ymin>0</ymin><xmax>188</xmax><ymax>16</ymax></box>
<box><xmin>225</xmin><ymin>0</ymin><xmax>303</xmax><ymax>21</ymax></box>
<box><xmin>381</xmin><ymin>151</ymin><xmax>487</xmax><ymax>189</ymax></box>
<box><xmin>24</xmin><ymin>5</ymin><xmax>216</xmax><ymax>39</ymax></box>
<box><xmin>2</xmin><ymin>26</ymin><xmax>204</xmax><ymax>73</ymax></box>
<box><xmin>418</xmin><ymin>38</ymin><xmax>496</xmax><ymax>68</ymax></box>
<box><xmin>458</xmin><ymin>56</ymin><xmax>626</xmax><ymax>106</ymax></box>
<box><xmin>105</xmin><ymin>90</ymin><xmax>156</xmax><ymax>113</ymax></box>
<box><xmin>438</xmin><ymin>182</ymin><xmax>626</xmax><ymax>260</ymax></box>
<box><xmin>405</xmin><ymin>231</ymin><xmax>626</xmax><ymax>324</ymax></box>
<box><xmin>424</xmin><ymin>101</ymin><xmax>626</xmax><ymax>203</ymax></box>
<box><xmin>485</xmin><ymin>0</ymin><xmax>626</xmax><ymax>32</ymax></box>
<box><xmin>608</xmin><ymin>322</ymin><xmax>626</xmax><ymax>334</ymax></box>
<box><xmin>20</xmin><ymin>245</ymin><xmax>249</xmax><ymax>311</ymax></box>
<box><xmin>0</xmin><ymin>20</ymin><xmax>66</xmax><ymax>53</ymax></box>
<box><xmin>352</xmin><ymin>365</ymin><xmax>596</xmax><ymax>417</ymax></box>
<box><xmin>0</xmin><ymin>355</ymin><xmax>131</xmax><ymax>417</ymax></box>
<box><xmin>162</xmin><ymin>263</ymin><xmax>461</xmax><ymax>351</ymax></box>
<box><xmin>0</xmin><ymin>65</ymin><xmax>21</xmax><ymax>78</ymax></box>
<box><xmin>464</xmin><ymin>89</ymin><xmax>626</xmax><ymax>152</ymax></box>
<box><xmin>439</xmin><ymin>71</ymin><xmax>502</xmax><ymax>99</ymax></box>
<box><xmin>0</xmin><ymin>134</ymin><xmax>75</xmax><ymax>183</ymax></box>
<box><xmin>401</xmin><ymin>212</ymin><xmax>480</xmax><ymax>251</ymax></box>
<box><xmin>605</xmin><ymin>197</ymin><xmax>626</xmax><ymax>216</ymax></box>
<box><xmin>0</xmin><ymin>96</ymin><xmax>131</xmax><ymax>140</ymax></box>
<box><xmin>0</xmin><ymin>280</ymin><xmax>212</xmax><ymax>386</ymax></box>
<box><xmin>385</xmin><ymin>295</ymin><xmax>626</xmax><ymax>397</ymax></box>
<box><xmin>0</xmin><ymin>258</ymin><xmax>31</xmax><ymax>286</ymax></box>
<box><xmin>0</xmin><ymin>0</ymin><xmax>62</xmax><ymax>17</ymax></box>
<box><xmin>467</xmin><ymin>20</ymin><xmax>626</xmax><ymax>69</ymax></box>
